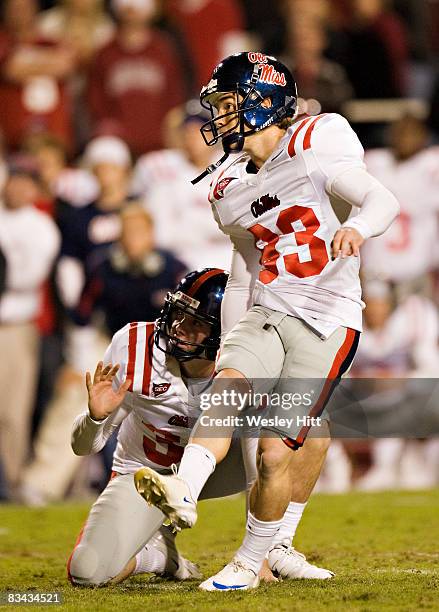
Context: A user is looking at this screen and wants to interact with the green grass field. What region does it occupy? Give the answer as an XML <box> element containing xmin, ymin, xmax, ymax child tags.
<box><xmin>1</xmin><ymin>490</ymin><xmax>438</xmax><ymax>611</ymax></box>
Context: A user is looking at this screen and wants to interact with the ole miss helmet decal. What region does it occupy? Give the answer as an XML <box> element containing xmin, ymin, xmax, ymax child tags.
<box><xmin>213</xmin><ymin>177</ymin><xmax>237</xmax><ymax>200</ymax></box>
<box><xmin>200</xmin><ymin>52</ymin><xmax>297</xmax><ymax>151</ymax></box>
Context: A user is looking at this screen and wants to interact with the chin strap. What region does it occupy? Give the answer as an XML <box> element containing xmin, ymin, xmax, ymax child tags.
<box><xmin>191</xmin><ymin>152</ymin><xmax>229</xmax><ymax>185</ymax></box>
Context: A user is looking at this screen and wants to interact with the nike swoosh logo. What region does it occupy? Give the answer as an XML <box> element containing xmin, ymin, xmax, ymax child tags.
<box><xmin>212</xmin><ymin>581</ymin><xmax>247</xmax><ymax>590</ymax></box>
<box><xmin>183</xmin><ymin>496</ymin><xmax>192</xmax><ymax>503</ymax></box>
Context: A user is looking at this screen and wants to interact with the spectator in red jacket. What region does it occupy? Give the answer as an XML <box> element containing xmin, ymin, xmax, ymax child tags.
<box><xmin>284</xmin><ymin>2</ymin><xmax>353</xmax><ymax>114</ymax></box>
<box><xmin>87</xmin><ymin>0</ymin><xmax>186</xmax><ymax>157</ymax></box>
<box><xmin>0</xmin><ymin>0</ymin><xmax>78</xmax><ymax>153</ymax></box>
<box><xmin>337</xmin><ymin>0</ymin><xmax>409</xmax><ymax>99</ymax></box>
<box><xmin>164</xmin><ymin>0</ymin><xmax>250</xmax><ymax>91</ymax></box>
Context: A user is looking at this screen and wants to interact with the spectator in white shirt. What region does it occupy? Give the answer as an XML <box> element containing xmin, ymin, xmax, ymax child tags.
<box><xmin>0</xmin><ymin>168</ymin><xmax>60</xmax><ymax>495</ymax></box>
<box><xmin>131</xmin><ymin>101</ymin><xmax>232</xmax><ymax>271</ymax></box>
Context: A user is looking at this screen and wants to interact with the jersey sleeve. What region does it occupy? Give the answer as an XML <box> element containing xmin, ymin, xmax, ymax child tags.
<box><xmin>106</xmin><ymin>324</ymin><xmax>131</xmax><ymax>389</ymax></box>
<box><xmin>108</xmin><ymin>321</ymin><xmax>155</xmax><ymax>395</ymax></box>
<box><xmin>71</xmin><ymin>327</ymin><xmax>133</xmax><ymax>456</ymax></box>
<box><xmin>309</xmin><ymin>114</ymin><xmax>366</xmax><ymax>188</ymax></box>
<box><xmin>71</xmin><ymin>405</ymin><xmax>130</xmax><ymax>456</ymax></box>
<box><xmin>329</xmin><ymin>166</ymin><xmax>400</xmax><ymax>239</ymax></box>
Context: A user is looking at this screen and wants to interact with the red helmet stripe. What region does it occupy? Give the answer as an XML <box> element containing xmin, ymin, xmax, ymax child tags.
<box><xmin>186</xmin><ymin>269</ymin><xmax>225</xmax><ymax>297</ymax></box>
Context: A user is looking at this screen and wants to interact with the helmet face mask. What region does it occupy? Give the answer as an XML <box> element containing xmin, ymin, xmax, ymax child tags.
<box><xmin>200</xmin><ymin>52</ymin><xmax>298</xmax><ymax>154</ymax></box>
<box><xmin>155</xmin><ymin>269</ymin><xmax>228</xmax><ymax>362</ymax></box>
<box><xmin>200</xmin><ymin>89</ymin><xmax>265</xmax><ymax>151</ymax></box>
<box><xmin>157</xmin><ymin>294</ymin><xmax>217</xmax><ymax>362</ymax></box>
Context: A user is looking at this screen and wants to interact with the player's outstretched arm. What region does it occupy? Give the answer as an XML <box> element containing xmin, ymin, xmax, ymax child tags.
<box><xmin>329</xmin><ymin>166</ymin><xmax>400</xmax><ymax>259</ymax></box>
<box><xmin>86</xmin><ymin>361</ymin><xmax>131</xmax><ymax>422</ymax></box>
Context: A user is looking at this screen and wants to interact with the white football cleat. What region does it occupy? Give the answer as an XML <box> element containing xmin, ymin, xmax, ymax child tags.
<box><xmin>149</xmin><ymin>527</ymin><xmax>202</xmax><ymax>580</ymax></box>
<box><xmin>134</xmin><ymin>466</ymin><xmax>197</xmax><ymax>530</ymax></box>
<box><xmin>199</xmin><ymin>558</ymin><xmax>260</xmax><ymax>591</ymax></box>
<box><xmin>268</xmin><ymin>541</ymin><xmax>335</xmax><ymax>579</ymax></box>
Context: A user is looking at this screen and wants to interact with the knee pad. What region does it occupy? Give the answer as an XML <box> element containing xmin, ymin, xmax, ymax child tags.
<box><xmin>69</xmin><ymin>544</ymin><xmax>107</xmax><ymax>586</ymax></box>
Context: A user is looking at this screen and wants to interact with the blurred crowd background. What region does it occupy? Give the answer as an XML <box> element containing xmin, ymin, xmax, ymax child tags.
<box><xmin>1</xmin><ymin>0</ymin><xmax>439</xmax><ymax>505</ymax></box>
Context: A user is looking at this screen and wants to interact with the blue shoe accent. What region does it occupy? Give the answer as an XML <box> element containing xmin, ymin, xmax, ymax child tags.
<box><xmin>212</xmin><ymin>581</ymin><xmax>247</xmax><ymax>590</ymax></box>
<box><xmin>183</xmin><ymin>496</ymin><xmax>192</xmax><ymax>503</ymax></box>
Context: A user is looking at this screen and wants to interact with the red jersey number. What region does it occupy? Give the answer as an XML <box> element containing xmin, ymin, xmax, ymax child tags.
<box><xmin>142</xmin><ymin>422</ymin><xmax>184</xmax><ymax>467</ymax></box>
<box><xmin>248</xmin><ymin>205</ymin><xmax>329</xmax><ymax>283</ymax></box>
<box><xmin>386</xmin><ymin>211</ymin><xmax>410</xmax><ymax>251</ymax></box>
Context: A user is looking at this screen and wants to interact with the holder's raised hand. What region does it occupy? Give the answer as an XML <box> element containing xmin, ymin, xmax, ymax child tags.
<box><xmin>85</xmin><ymin>361</ymin><xmax>131</xmax><ymax>421</ymax></box>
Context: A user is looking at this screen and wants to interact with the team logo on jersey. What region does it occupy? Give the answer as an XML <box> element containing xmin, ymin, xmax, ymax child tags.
<box><xmin>168</xmin><ymin>414</ymin><xmax>189</xmax><ymax>428</ymax></box>
<box><xmin>213</xmin><ymin>177</ymin><xmax>237</xmax><ymax>200</ymax></box>
<box><xmin>251</xmin><ymin>194</ymin><xmax>281</xmax><ymax>218</ymax></box>
<box><xmin>152</xmin><ymin>382</ymin><xmax>171</xmax><ymax>397</ymax></box>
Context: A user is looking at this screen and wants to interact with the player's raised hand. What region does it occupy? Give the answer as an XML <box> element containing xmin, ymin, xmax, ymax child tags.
<box><xmin>85</xmin><ymin>361</ymin><xmax>131</xmax><ymax>421</ymax></box>
<box><xmin>331</xmin><ymin>227</ymin><xmax>364</xmax><ymax>260</ymax></box>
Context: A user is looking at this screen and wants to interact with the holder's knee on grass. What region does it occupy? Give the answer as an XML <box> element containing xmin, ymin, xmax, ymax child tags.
<box><xmin>68</xmin><ymin>544</ymin><xmax>128</xmax><ymax>586</ymax></box>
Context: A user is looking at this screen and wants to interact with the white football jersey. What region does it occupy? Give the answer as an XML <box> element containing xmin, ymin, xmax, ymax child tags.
<box><xmin>131</xmin><ymin>149</ymin><xmax>232</xmax><ymax>270</ymax></box>
<box><xmin>103</xmin><ymin>321</ymin><xmax>208</xmax><ymax>473</ymax></box>
<box><xmin>362</xmin><ymin>147</ymin><xmax>439</xmax><ymax>282</ymax></box>
<box><xmin>352</xmin><ymin>295</ymin><xmax>439</xmax><ymax>377</ymax></box>
<box><xmin>209</xmin><ymin>113</ymin><xmax>367</xmax><ymax>338</ymax></box>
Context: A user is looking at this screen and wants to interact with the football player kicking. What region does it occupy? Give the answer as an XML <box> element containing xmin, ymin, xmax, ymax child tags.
<box><xmin>134</xmin><ymin>53</ymin><xmax>400</xmax><ymax>591</ymax></box>
<box><xmin>67</xmin><ymin>269</ymin><xmax>332</xmax><ymax>586</ymax></box>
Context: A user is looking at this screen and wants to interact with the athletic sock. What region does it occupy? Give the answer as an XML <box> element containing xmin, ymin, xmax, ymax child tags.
<box><xmin>235</xmin><ymin>512</ymin><xmax>283</xmax><ymax>574</ymax></box>
<box><xmin>133</xmin><ymin>544</ymin><xmax>166</xmax><ymax>575</ymax></box>
<box><xmin>177</xmin><ymin>443</ymin><xmax>216</xmax><ymax>501</ymax></box>
<box><xmin>271</xmin><ymin>501</ymin><xmax>307</xmax><ymax>547</ymax></box>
